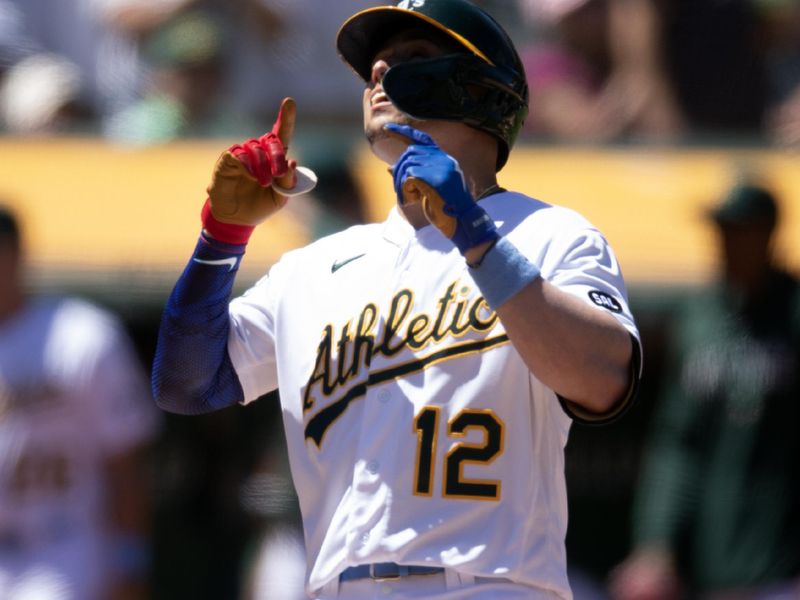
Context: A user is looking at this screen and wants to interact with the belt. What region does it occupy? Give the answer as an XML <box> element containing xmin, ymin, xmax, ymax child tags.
<box><xmin>340</xmin><ymin>562</ymin><xmax>445</xmax><ymax>582</ymax></box>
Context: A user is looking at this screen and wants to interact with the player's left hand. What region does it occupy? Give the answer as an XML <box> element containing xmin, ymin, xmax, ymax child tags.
<box><xmin>385</xmin><ymin>123</ymin><xmax>499</xmax><ymax>255</ymax></box>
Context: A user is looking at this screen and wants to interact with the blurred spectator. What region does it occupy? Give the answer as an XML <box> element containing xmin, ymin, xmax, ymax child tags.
<box><xmin>0</xmin><ymin>0</ymin><xmax>91</xmax><ymax>134</ymax></box>
<box><xmin>761</xmin><ymin>0</ymin><xmax>800</xmax><ymax>147</ymax></box>
<box><xmin>104</xmin><ymin>8</ymin><xmax>257</xmax><ymax>144</ymax></box>
<box><xmin>93</xmin><ymin>0</ymin><xmax>195</xmax><ymax>37</ymax></box>
<box><xmin>0</xmin><ymin>52</ymin><xmax>87</xmax><ymax>134</ymax></box>
<box><xmin>766</xmin><ymin>85</ymin><xmax>800</xmax><ymax>147</ymax></box>
<box><xmin>659</xmin><ymin>0</ymin><xmax>769</xmax><ymax>140</ymax></box>
<box><xmin>0</xmin><ymin>0</ymin><xmax>149</xmax><ymax>134</ymax></box>
<box><xmin>518</xmin><ymin>0</ymin><xmax>686</xmax><ymax>143</ymax></box>
<box><xmin>609</xmin><ymin>182</ymin><xmax>800</xmax><ymax>599</ymax></box>
<box><xmin>519</xmin><ymin>0</ymin><xmax>792</xmax><ymax>144</ymax></box>
<box><xmin>0</xmin><ymin>205</ymin><xmax>160</xmax><ymax>599</ymax></box>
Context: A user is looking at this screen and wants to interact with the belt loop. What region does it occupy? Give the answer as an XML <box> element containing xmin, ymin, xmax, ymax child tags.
<box><xmin>444</xmin><ymin>568</ymin><xmax>461</xmax><ymax>589</ymax></box>
<box><xmin>444</xmin><ymin>569</ymin><xmax>475</xmax><ymax>589</ymax></box>
<box><xmin>458</xmin><ymin>572</ymin><xmax>476</xmax><ymax>586</ymax></box>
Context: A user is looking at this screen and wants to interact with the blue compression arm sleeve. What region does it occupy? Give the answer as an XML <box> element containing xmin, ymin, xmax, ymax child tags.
<box><xmin>151</xmin><ymin>234</ymin><xmax>247</xmax><ymax>414</ymax></box>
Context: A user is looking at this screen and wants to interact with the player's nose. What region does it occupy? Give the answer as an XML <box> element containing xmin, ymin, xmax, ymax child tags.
<box><xmin>370</xmin><ymin>58</ymin><xmax>390</xmax><ymax>87</ymax></box>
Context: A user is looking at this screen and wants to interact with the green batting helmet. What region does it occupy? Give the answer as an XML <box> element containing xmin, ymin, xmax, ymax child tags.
<box><xmin>337</xmin><ymin>0</ymin><xmax>529</xmax><ymax>170</ymax></box>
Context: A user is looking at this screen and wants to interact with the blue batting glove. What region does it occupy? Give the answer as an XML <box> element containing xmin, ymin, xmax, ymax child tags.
<box><xmin>386</xmin><ymin>123</ymin><xmax>499</xmax><ymax>255</ymax></box>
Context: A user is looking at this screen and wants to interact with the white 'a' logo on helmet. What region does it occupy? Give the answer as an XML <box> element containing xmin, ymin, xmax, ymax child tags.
<box><xmin>398</xmin><ymin>0</ymin><xmax>426</xmax><ymax>9</ymax></box>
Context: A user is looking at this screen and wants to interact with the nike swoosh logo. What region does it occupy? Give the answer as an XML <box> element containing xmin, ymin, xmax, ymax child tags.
<box><xmin>331</xmin><ymin>253</ymin><xmax>366</xmax><ymax>273</ymax></box>
<box><xmin>192</xmin><ymin>257</ymin><xmax>238</xmax><ymax>271</ymax></box>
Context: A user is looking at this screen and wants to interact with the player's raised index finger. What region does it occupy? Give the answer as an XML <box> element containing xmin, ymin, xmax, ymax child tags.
<box><xmin>272</xmin><ymin>97</ymin><xmax>297</xmax><ymax>148</ymax></box>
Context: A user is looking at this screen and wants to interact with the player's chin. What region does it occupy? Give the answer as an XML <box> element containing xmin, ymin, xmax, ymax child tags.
<box><xmin>365</xmin><ymin>113</ymin><xmax>413</xmax><ymax>163</ymax></box>
<box><xmin>366</xmin><ymin>108</ymin><xmax>410</xmax><ymax>132</ymax></box>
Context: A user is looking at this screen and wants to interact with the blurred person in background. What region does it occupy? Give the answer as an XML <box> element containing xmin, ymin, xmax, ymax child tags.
<box><xmin>517</xmin><ymin>0</ymin><xmax>686</xmax><ymax>143</ymax></box>
<box><xmin>0</xmin><ymin>0</ymin><xmax>151</xmax><ymax>135</ymax></box>
<box><xmin>0</xmin><ymin>0</ymin><xmax>91</xmax><ymax>134</ymax></box>
<box><xmin>0</xmin><ymin>205</ymin><xmax>160</xmax><ymax>599</ymax></box>
<box><xmin>761</xmin><ymin>0</ymin><xmax>800</xmax><ymax>148</ymax></box>
<box><xmin>518</xmin><ymin>0</ymin><xmax>786</xmax><ymax>144</ymax></box>
<box><xmin>609</xmin><ymin>182</ymin><xmax>800</xmax><ymax>600</ymax></box>
<box><xmin>104</xmin><ymin>7</ymin><xmax>258</xmax><ymax>145</ymax></box>
<box><xmin>0</xmin><ymin>51</ymin><xmax>88</xmax><ymax>135</ymax></box>
<box><xmin>658</xmin><ymin>0</ymin><xmax>769</xmax><ymax>141</ymax></box>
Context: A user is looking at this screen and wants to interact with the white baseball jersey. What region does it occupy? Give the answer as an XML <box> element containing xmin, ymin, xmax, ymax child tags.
<box><xmin>0</xmin><ymin>296</ymin><xmax>158</xmax><ymax>600</ymax></box>
<box><xmin>228</xmin><ymin>191</ymin><xmax>640</xmax><ymax>598</ymax></box>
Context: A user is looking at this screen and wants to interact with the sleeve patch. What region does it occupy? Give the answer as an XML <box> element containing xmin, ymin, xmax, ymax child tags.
<box><xmin>588</xmin><ymin>290</ymin><xmax>622</xmax><ymax>313</ymax></box>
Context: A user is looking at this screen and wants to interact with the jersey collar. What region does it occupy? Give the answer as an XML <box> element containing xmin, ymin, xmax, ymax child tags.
<box><xmin>381</xmin><ymin>206</ymin><xmax>418</xmax><ymax>247</ymax></box>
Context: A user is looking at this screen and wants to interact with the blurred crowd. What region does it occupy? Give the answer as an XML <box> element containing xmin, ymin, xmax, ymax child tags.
<box><xmin>517</xmin><ymin>0</ymin><xmax>800</xmax><ymax>147</ymax></box>
<box><xmin>0</xmin><ymin>0</ymin><xmax>377</xmax><ymax>140</ymax></box>
<box><xmin>0</xmin><ymin>0</ymin><xmax>798</xmax><ymax>147</ymax></box>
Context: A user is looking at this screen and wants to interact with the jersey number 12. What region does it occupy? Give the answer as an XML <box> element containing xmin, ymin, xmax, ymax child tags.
<box><xmin>413</xmin><ymin>406</ymin><xmax>504</xmax><ymax>500</ymax></box>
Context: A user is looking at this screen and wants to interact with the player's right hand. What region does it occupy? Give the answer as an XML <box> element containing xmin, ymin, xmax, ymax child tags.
<box><xmin>206</xmin><ymin>97</ymin><xmax>298</xmax><ymax>229</ymax></box>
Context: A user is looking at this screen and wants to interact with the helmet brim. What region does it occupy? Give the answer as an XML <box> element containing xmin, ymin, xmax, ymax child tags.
<box><xmin>336</xmin><ymin>6</ymin><xmax>492</xmax><ymax>81</ymax></box>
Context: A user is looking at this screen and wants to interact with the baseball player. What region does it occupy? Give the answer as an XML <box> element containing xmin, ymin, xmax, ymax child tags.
<box><xmin>152</xmin><ymin>1</ymin><xmax>642</xmax><ymax>598</ymax></box>
<box><xmin>0</xmin><ymin>206</ymin><xmax>159</xmax><ymax>599</ymax></box>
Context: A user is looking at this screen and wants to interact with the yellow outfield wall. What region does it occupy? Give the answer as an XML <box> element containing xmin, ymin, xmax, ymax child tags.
<box><xmin>1</xmin><ymin>136</ymin><xmax>798</xmax><ymax>288</ymax></box>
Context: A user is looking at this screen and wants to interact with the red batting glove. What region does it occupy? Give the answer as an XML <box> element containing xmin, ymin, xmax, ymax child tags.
<box><xmin>203</xmin><ymin>98</ymin><xmax>298</xmax><ymax>244</ymax></box>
